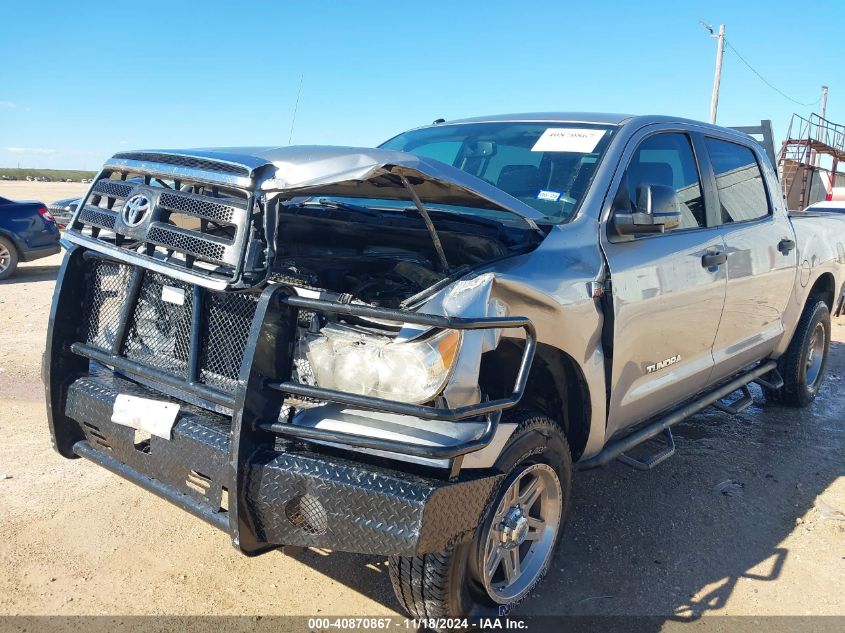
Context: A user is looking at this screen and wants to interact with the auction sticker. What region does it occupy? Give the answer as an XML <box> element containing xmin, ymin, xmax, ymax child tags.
<box><xmin>531</xmin><ymin>128</ymin><xmax>605</xmax><ymax>153</ymax></box>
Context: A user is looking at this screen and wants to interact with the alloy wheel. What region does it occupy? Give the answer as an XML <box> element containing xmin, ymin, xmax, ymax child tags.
<box><xmin>805</xmin><ymin>322</ymin><xmax>827</xmax><ymax>388</ymax></box>
<box><xmin>0</xmin><ymin>242</ymin><xmax>10</xmax><ymax>274</ymax></box>
<box><xmin>480</xmin><ymin>463</ymin><xmax>562</xmax><ymax>603</ymax></box>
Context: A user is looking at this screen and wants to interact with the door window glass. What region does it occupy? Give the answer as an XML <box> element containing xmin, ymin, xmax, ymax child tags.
<box><xmin>705</xmin><ymin>137</ymin><xmax>770</xmax><ymax>223</ymax></box>
<box><xmin>620</xmin><ymin>133</ymin><xmax>705</xmax><ymax>230</ymax></box>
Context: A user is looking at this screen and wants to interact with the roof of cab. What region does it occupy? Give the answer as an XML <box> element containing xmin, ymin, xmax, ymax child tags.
<box><xmin>109</xmin><ymin>112</ymin><xmax>746</xmax><ymax>168</ymax></box>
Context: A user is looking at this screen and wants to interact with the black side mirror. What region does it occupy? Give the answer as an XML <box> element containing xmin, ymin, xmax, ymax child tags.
<box><xmin>612</xmin><ymin>183</ymin><xmax>683</xmax><ymax>236</ymax></box>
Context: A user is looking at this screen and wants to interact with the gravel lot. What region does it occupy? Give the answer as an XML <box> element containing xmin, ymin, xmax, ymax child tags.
<box><xmin>0</xmin><ymin>182</ymin><xmax>843</xmax><ymax>622</ymax></box>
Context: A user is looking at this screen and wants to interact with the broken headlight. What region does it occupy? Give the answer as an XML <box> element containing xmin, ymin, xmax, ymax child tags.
<box><xmin>296</xmin><ymin>324</ymin><xmax>461</xmax><ymax>404</ymax></box>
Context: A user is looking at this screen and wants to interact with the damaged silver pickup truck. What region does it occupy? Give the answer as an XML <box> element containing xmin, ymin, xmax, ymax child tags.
<box><xmin>45</xmin><ymin>113</ymin><xmax>845</xmax><ymax>618</ymax></box>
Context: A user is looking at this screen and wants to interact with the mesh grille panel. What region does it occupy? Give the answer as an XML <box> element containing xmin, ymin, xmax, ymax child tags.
<box><xmin>123</xmin><ymin>273</ymin><xmax>194</xmax><ymax>378</ymax></box>
<box><xmin>78</xmin><ymin>206</ymin><xmax>117</xmax><ymax>230</ymax></box>
<box><xmin>92</xmin><ymin>180</ymin><xmax>134</xmax><ymax>198</ymax></box>
<box><xmin>159</xmin><ymin>192</ymin><xmax>239</xmax><ymax>224</ymax></box>
<box><xmin>146</xmin><ymin>225</ymin><xmax>228</xmax><ymax>263</ymax></box>
<box><xmin>84</xmin><ymin>261</ymin><xmax>131</xmax><ymax>350</ymax></box>
<box><xmin>199</xmin><ymin>292</ymin><xmax>259</xmax><ymax>391</ymax></box>
<box><xmin>81</xmin><ymin>259</ymin><xmax>259</xmax><ymax>399</ymax></box>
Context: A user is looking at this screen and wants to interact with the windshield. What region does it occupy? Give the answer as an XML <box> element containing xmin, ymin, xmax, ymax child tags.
<box><xmin>380</xmin><ymin>121</ymin><xmax>615</xmax><ymax>222</ymax></box>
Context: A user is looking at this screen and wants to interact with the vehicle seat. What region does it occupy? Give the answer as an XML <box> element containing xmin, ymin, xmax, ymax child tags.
<box><xmin>497</xmin><ymin>165</ymin><xmax>541</xmax><ymax>198</ymax></box>
<box><xmin>628</xmin><ymin>161</ymin><xmax>700</xmax><ymax>227</ymax></box>
<box><xmin>629</xmin><ymin>161</ymin><xmax>674</xmax><ymax>193</ymax></box>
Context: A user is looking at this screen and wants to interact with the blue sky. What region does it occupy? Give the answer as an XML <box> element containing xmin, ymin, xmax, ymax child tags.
<box><xmin>1</xmin><ymin>0</ymin><xmax>842</xmax><ymax>170</ymax></box>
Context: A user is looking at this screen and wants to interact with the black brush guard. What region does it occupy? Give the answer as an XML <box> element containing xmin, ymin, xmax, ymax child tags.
<box><xmin>45</xmin><ymin>246</ymin><xmax>534</xmax><ymax>555</ymax></box>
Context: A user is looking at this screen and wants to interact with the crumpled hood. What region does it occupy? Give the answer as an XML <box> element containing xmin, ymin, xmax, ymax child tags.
<box><xmin>254</xmin><ymin>145</ymin><xmax>548</xmax><ymax>223</ymax></box>
<box><xmin>110</xmin><ymin>145</ymin><xmax>547</xmax><ymax>223</ymax></box>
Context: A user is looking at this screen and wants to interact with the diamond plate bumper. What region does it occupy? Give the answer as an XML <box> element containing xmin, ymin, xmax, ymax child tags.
<box><xmin>60</xmin><ymin>371</ymin><xmax>502</xmax><ymax>557</ymax></box>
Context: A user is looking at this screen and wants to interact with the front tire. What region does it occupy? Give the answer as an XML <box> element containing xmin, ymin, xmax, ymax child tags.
<box><xmin>388</xmin><ymin>410</ymin><xmax>572</xmax><ymax>620</ymax></box>
<box><xmin>770</xmin><ymin>299</ymin><xmax>831</xmax><ymax>407</ymax></box>
<box><xmin>0</xmin><ymin>236</ymin><xmax>19</xmax><ymax>281</ymax></box>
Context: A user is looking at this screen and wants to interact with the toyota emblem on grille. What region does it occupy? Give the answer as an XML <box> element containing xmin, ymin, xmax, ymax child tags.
<box><xmin>123</xmin><ymin>194</ymin><xmax>151</xmax><ymax>227</ymax></box>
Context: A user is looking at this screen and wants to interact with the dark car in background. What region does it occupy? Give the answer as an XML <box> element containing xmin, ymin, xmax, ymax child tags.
<box><xmin>47</xmin><ymin>197</ymin><xmax>81</xmax><ymax>228</ymax></box>
<box><xmin>0</xmin><ymin>196</ymin><xmax>61</xmax><ymax>280</ymax></box>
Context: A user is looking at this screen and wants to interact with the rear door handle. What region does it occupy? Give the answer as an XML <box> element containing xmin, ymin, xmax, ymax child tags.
<box><xmin>702</xmin><ymin>252</ymin><xmax>728</xmax><ymax>268</ymax></box>
<box><xmin>778</xmin><ymin>239</ymin><xmax>796</xmax><ymax>254</ymax></box>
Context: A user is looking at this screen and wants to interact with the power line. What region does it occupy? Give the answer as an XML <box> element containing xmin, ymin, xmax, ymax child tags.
<box><xmin>723</xmin><ymin>38</ymin><xmax>821</xmax><ymax>107</ymax></box>
<box><xmin>288</xmin><ymin>74</ymin><xmax>304</xmax><ymax>145</ymax></box>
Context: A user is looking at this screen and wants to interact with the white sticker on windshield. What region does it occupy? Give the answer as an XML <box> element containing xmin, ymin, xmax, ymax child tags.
<box><xmin>531</xmin><ymin>128</ymin><xmax>605</xmax><ymax>153</ymax></box>
<box><xmin>537</xmin><ymin>190</ymin><xmax>561</xmax><ymax>202</ymax></box>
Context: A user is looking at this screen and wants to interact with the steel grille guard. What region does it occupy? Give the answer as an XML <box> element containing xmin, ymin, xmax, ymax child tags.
<box><xmin>51</xmin><ymin>249</ymin><xmax>537</xmax><ymax>461</ymax></box>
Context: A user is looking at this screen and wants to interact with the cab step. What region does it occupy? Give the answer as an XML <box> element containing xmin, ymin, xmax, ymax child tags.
<box><xmin>712</xmin><ymin>385</ymin><xmax>754</xmax><ymax>415</ymax></box>
<box><xmin>617</xmin><ymin>427</ymin><xmax>675</xmax><ymax>470</ymax></box>
<box><xmin>578</xmin><ymin>361</ymin><xmax>778</xmax><ymax>471</ymax></box>
<box><xmin>753</xmin><ymin>367</ymin><xmax>785</xmax><ymax>391</ymax></box>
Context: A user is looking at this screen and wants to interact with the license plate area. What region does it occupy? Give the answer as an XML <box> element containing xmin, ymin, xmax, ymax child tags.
<box><xmin>111</xmin><ymin>393</ymin><xmax>180</xmax><ymax>440</ymax></box>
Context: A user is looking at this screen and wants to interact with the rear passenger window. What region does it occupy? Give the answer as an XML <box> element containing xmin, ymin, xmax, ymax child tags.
<box><xmin>705</xmin><ymin>138</ymin><xmax>770</xmax><ymax>223</ymax></box>
<box><xmin>621</xmin><ymin>133</ymin><xmax>705</xmax><ymax>230</ymax></box>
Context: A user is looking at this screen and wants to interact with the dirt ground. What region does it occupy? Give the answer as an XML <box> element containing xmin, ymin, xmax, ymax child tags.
<box><xmin>0</xmin><ymin>184</ymin><xmax>843</xmax><ymax>623</ymax></box>
<box><xmin>0</xmin><ymin>181</ymin><xmax>90</xmax><ymax>204</ymax></box>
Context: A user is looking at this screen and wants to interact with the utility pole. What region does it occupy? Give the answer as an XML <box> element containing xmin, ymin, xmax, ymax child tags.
<box><xmin>709</xmin><ymin>24</ymin><xmax>726</xmax><ymax>124</ymax></box>
<box><xmin>817</xmin><ymin>85</ymin><xmax>829</xmax><ymax>170</ymax></box>
<box><xmin>820</xmin><ymin>85</ymin><xmax>829</xmax><ymax>120</ymax></box>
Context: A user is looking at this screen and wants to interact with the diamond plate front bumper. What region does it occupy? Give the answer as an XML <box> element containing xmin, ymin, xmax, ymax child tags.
<box><xmin>61</xmin><ymin>372</ymin><xmax>501</xmax><ymax>557</ymax></box>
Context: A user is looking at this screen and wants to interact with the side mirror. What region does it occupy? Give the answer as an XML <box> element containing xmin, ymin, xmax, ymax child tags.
<box><xmin>612</xmin><ymin>183</ymin><xmax>682</xmax><ymax>236</ymax></box>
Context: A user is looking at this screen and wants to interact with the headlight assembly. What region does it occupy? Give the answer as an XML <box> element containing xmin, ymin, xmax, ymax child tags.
<box><xmin>296</xmin><ymin>324</ymin><xmax>461</xmax><ymax>404</ymax></box>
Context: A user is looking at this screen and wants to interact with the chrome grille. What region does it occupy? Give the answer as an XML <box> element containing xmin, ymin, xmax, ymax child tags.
<box><xmin>159</xmin><ymin>191</ymin><xmax>238</xmax><ymax>224</ymax></box>
<box><xmin>92</xmin><ymin>179</ymin><xmax>134</xmax><ymax>198</ymax></box>
<box><xmin>146</xmin><ymin>225</ymin><xmax>229</xmax><ymax>264</ymax></box>
<box><xmin>67</xmin><ymin>153</ymin><xmax>259</xmax><ymax>291</ymax></box>
<box><xmin>112</xmin><ymin>152</ymin><xmax>250</xmax><ymax>176</ymax></box>
<box><xmin>78</xmin><ymin>206</ymin><xmax>118</xmax><ymax>230</ymax></box>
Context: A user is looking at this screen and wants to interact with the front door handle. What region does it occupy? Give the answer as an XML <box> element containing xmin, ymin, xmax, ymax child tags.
<box><xmin>778</xmin><ymin>239</ymin><xmax>796</xmax><ymax>255</ymax></box>
<box><xmin>702</xmin><ymin>252</ymin><xmax>728</xmax><ymax>268</ymax></box>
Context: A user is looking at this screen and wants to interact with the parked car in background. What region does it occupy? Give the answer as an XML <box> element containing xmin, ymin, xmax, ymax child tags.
<box><xmin>0</xmin><ymin>196</ymin><xmax>61</xmax><ymax>280</ymax></box>
<box><xmin>47</xmin><ymin>197</ymin><xmax>81</xmax><ymax>228</ymax></box>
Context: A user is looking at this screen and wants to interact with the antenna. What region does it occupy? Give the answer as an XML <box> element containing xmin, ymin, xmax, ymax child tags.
<box><xmin>288</xmin><ymin>74</ymin><xmax>304</xmax><ymax>145</ymax></box>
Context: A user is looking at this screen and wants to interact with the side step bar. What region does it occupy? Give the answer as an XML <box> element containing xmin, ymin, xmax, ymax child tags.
<box><xmin>578</xmin><ymin>361</ymin><xmax>778</xmax><ymax>470</ymax></box>
<box><xmin>616</xmin><ymin>427</ymin><xmax>675</xmax><ymax>471</ymax></box>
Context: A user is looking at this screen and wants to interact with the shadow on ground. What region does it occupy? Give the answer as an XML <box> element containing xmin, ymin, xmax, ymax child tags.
<box><xmin>3</xmin><ymin>264</ymin><xmax>60</xmax><ymax>285</ymax></box>
<box><xmin>283</xmin><ymin>341</ymin><xmax>845</xmax><ymax>621</ymax></box>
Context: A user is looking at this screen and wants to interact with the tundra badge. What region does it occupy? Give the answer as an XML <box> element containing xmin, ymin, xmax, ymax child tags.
<box><xmin>647</xmin><ymin>355</ymin><xmax>682</xmax><ymax>374</ymax></box>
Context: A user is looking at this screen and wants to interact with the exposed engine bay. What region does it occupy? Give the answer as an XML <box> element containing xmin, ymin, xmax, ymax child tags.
<box><xmin>273</xmin><ymin>199</ymin><xmax>544</xmax><ymax>309</ymax></box>
<box><xmin>272</xmin><ymin>198</ymin><xmax>542</xmax><ymax>405</ymax></box>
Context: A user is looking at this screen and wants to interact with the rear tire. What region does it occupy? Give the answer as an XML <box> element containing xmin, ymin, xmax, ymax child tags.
<box><xmin>769</xmin><ymin>300</ymin><xmax>831</xmax><ymax>407</ymax></box>
<box><xmin>0</xmin><ymin>236</ymin><xmax>19</xmax><ymax>281</ymax></box>
<box><xmin>388</xmin><ymin>410</ymin><xmax>572</xmax><ymax>621</ymax></box>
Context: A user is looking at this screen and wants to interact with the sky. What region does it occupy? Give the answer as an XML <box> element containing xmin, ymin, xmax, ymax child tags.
<box><xmin>2</xmin><ymin>0</ymin><xmax>843</xmax><ymax>170</ymax></box>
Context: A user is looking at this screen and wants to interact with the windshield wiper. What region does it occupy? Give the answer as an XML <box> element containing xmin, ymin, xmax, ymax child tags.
<box><xmin>294</xmin><ymin>198</ymin><xmax>381</xmax><ymax>217</ymax></box>
<box><xmin>402</xmin><ymin>204</ymin><xmax>547</xmax><ymax>236</ymax></box>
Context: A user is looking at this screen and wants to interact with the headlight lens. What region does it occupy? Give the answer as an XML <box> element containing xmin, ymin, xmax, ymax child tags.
<box><xmin>298</xmin><ymin>325</ymin><xmax>461</xmax><ymax>404</ymax></box>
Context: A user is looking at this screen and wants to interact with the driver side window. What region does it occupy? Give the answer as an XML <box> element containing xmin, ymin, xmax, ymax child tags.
<box><xmin>620</xmin><ymin>133</ymin><xmax>706</xmax><ymax>230</ymax></box>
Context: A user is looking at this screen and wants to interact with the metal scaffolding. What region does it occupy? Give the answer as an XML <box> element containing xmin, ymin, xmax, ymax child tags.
<box><xmin>778</xmin><ymin>113</ymin><xmax>845</xmax><ymax>210</ymax></box>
